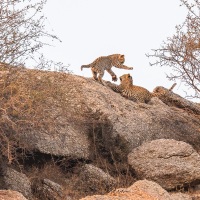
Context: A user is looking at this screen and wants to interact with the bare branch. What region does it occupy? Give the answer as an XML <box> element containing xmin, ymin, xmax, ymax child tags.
<box><xmin>147</xmin><ymin>2</ymin><xmax>200</xmax><ymax>100</ymax></box>
<box><xmin>0</xmin><ymin>0</ymin><xmax>69</xmax><ymax>72</ymax></box>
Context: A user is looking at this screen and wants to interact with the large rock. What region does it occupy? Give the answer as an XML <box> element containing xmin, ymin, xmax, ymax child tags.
<box><xmin>126</xmin><ymin>180</ymin><xmax>172</xmax><ymax>200</ymax></box>
<box><xmin>0</xmin><ymin>190</ymin><xmax>28</xmax><ymax>200</ymax></box>
<box><xmin>81</xmin><ymin>77</ymin><xmax>200</xmax><ymax>153</ymax></box>
<box><xmin>32</xmin><ymin>178</ymin><xmax>64</xmax><ymax>200</ymax></box>
<box><xmin>20</xmin><ymin>125</ymin><xmax>90</xmax><ymax>158</ymax></box>
<box><xmin>78</xmin><ymin>164</ymin><xmax>116</xmax><ymax>193</ymax></box>
<box><xmin>81</xmin><ymin>179</ymin><xmax>191</xmax><ymax>200</ymax></box>
<box><xmin>0</xmin><ymin>67</ymin><xmax>91</xmax><ymax>159</ymax></box>
<box><xmin>190</xmin><ymin>193</ymin><xmax>200</xmax><ymax>200</ymax></box>
<box><xmin>1</xmin><ymin>66</ymin><xmax>200</xmax><ymax>161</ymax></box>
<box><xmin>3</xmin><ymin>167</ymin><xmax>32</xmax><ymax>199</ymax></box>
<box><xmin>128</xmin><ymin>139</ymin><xmax>200</xmax><ymax>190</ymax></box>
<box><xmin>170</xmin><ymin>193</ymin><xmax>192</xmax><ymax>200</ymax></box>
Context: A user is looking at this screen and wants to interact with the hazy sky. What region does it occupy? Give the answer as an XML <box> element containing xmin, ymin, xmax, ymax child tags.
<box><xmin>41</xmin><ymin>1</ymin><xmax>197</xmax><ymax>101</ymax></box>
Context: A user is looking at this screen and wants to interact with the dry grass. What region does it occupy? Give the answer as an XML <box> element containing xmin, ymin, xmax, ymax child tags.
<box><xmin>83</xmin><ymin>116</ymin><xmax>137</xmax><ymax>194</ymax></box>
<box><xmin>0</xmin><ymin>65</ymin><xmax>80</xmax><ymax>163</ymax></box>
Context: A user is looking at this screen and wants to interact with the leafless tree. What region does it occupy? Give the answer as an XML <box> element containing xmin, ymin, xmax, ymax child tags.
<box><xmin>147</xmin><ymin>0</ymin><xmax>200</xmax><ymax>99</ymax></box>
<box><xmin>0</xmin><ymin>0</ymin><xmax>69</xmax><ymax>71</ymax></box>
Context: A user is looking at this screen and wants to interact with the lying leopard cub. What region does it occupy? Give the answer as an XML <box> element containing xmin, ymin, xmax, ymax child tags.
<box><xmin>106</xmin><ymin>74</ymin><xmax>152</xmax><ymax>103</ymax></box>
<box><xmin>81</xmin><ymin>54</ymin><xmax>133</xmax><ymax>84</ymax></box>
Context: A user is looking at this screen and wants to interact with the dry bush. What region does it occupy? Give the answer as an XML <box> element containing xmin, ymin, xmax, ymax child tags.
<box><xmin>0</xmin><ymin>65</ymin><xmax>71</xmax><ymax>163</ymax></box>
<box><xmin>147</xmin><ymin>0</ymin><xmax>200</xmax><ymax>99</ymax></box>
<box><xmin>0</xmin><ymin>0</ymin><xmax>69</xmax><ymax>71</ymax></box>
<box><xmin>84</xmin><ymin>112</ymin><xmax>136</xmax><ymax>192</ymax></box>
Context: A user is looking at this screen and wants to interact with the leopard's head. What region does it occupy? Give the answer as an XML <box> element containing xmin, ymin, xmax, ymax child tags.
<box><xmin>120</xmin><ymin>74</ymin><xmax>133</xmax><ymax>87</ymax></box>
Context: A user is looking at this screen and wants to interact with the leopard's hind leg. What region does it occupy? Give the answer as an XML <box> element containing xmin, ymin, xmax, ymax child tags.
<box><xmin>97</xmin><ymin>70</ymin><xmax>104</xmax><ymax>84</ymax></box>
<box><xmin>91</xmin><ymin>67</ymin><xmax>98</xmax><ymax>81</ymax></box>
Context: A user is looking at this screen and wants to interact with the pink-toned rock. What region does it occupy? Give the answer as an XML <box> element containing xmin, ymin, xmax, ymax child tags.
<box><xmin>170</xmin><ymin>192</ymin><xmax>192</xmax><ymax>200</ymax></box>
<box><xmin>0</xmin><ymin>190</ymin><xmax>27</xmax><ymax>200</ymax></box>
<box><xmin>80</xmin><ymin>180</ymin><xmax>171</xmax><ymax>200</ymax></box>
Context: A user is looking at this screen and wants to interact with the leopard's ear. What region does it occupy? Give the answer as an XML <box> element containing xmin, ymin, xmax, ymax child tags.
<box><xmin>128</xmin><ymin>73</ymin><xmax>130</xmax><ymax>77</ymax></box>
<box><xmin>120</xmin><ymin>76</ymin><xmax>122</xmax><ymax>81</ymax></box>
<box><xmin>121</xmin><ymin>54</ymin><xmax>125</xmax><ymax>58</ymax></box>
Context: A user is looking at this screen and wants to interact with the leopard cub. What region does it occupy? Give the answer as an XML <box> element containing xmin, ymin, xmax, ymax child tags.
<box><xmin>106</xmin><ymin>74</ymin><xmax>152</xmax><ymax>103</ymax></box>
<box><xmin>119</xmin><ymin>74</ymin><xmax>152</xmax><ymax>103</ymax></box>
<box><xmin>81</xmin><ymin>54</ymin><xmax>133</xmax><ymax>84</ymax></box>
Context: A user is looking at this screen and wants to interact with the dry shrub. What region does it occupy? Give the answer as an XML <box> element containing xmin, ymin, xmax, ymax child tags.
<box><xmin>25</xmin><ymin>158</ymin><xmax>87</xmax><ymax>199</ymax></box>
<box><xmin>84</xmin><ymin>112</ymin><xmax>136</xmax><ymax>192</ymax></box>
<box><xmin>0</xmin><ymin>65</ymin><xmax>73</xmax><ymax>164</ymax></box>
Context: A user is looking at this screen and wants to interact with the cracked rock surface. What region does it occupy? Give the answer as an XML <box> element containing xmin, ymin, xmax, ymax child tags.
<box><xmin>128</xmin><ymin>139</ymin><xmax>200</xmax><ymax>190</ymax></box>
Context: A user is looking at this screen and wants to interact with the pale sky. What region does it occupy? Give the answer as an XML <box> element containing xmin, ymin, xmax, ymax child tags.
<box><xmin>41</xmin><ymin>1</ymin><xmax>198</xmax><ymax>101</ymax></box>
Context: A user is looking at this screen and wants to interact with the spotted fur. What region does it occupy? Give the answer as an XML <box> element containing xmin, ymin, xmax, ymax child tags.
<box><xmin>106</xmin><ymin>74</ymin><xmax>178</xmax><ymax>104</ymax></box>
<box><xmin>81</xmin><ymin>54</ymin><xmax>133</xmax><ymax>84</ymax></box>
<box><xmin>106</xmin><ymin>74</ymin><xmax>152</xmax><ymax>103</ymax></box>
<box><xmin>119</xmin><ymin>74</ymin><xmax>152</xmax><ymax>103</ymax></box>
<box><xmin>105</xmin><ymin>81</ymin><xmax>122</xmax><ymax>93</ymax></box>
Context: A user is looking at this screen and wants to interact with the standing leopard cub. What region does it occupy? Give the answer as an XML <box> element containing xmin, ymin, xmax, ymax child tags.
<box><xmin>81</xmin><ymin>54</ymin><xmax>133</xmax><ymax>84</ymax></box>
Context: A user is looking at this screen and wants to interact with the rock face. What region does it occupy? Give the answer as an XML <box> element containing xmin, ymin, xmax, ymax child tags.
<box><xmin>20</xmin><ymin>126</ymin><xmax>90</xmax><ymax>158</ymax></box>
<box><xmin>80</xmin><ymin>77</ymin><xmax>200</xmax><ymax>153</ymax></box>
<box><xmin>0</xmin><ymin>190</ymin><xmax>28</xmax><ymax>200</ymax></box>
<box><xmin>1</xmin><ymin>66</ymin><xmax>200</xmax><ymax>159</ymax></box>
<box><xmin>128</xmin><ymin>139</ymin><xmax>200</xmax><ymax>190</ymax></box>
<box><xmin>0</xmin><ymin>67</ymin><xmax>91</xmax><ymax>159</ymax></box>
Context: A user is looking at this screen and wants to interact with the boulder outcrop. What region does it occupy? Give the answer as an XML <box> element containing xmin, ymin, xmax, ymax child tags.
<box><xmin>1</xmin><ymin>65</ymin><xmax>200</xmax><ymax>199</ymax></box>
<box><xmin>1</xmin><ymin>66</ymin><xmax>200</xmax><ymax>159</ymax></box>
<box><xmin>128</xmin><ymin>139</ymin><xmax>200</xmax><ymax>190</ymax></box>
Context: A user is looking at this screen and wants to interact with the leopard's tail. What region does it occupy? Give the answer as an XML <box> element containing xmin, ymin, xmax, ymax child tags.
<box><xmin>81</xmin><ymin>64</ymin><xmax>91</xmax><ymax>71</ymax></box>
